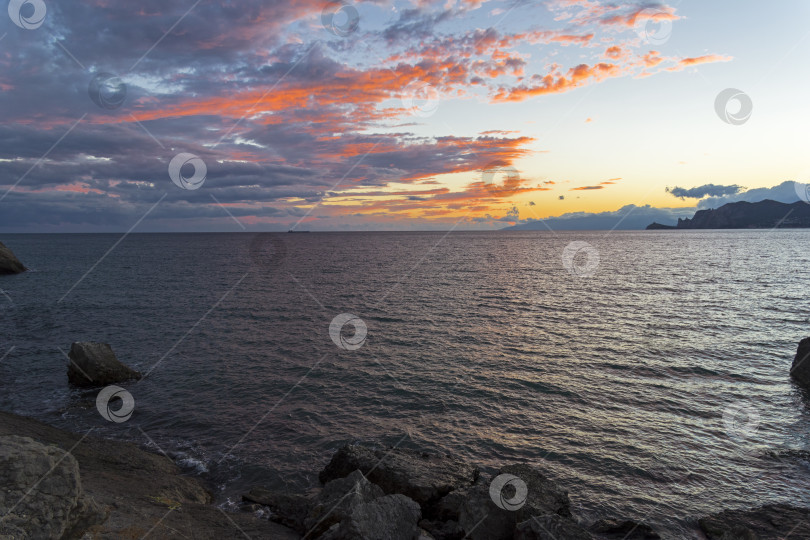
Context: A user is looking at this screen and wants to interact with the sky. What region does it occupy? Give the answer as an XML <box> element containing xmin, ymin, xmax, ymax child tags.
<box><xmin>1</xmin><ymin>0</ymin><xmax>809</xmax><ymax>232</ymax></box>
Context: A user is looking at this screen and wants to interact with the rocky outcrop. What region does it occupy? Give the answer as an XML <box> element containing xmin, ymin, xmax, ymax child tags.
<box><xmin>242</xmin><ymin>487</ymin><xmax>310</xmax><ymax>534</ymax></box>
<box><xmin>515</xmin><ymin>514</ymin><xmax>593</xmax><ymax>540</ymax></box>
<box><xmin>319</xmin><ymin>444</ymin><xmax>479</xmax><ymax>507</ymax></box>
<box><xmin>590</xmin><ymin>518</ymin><xmax>660</xmax><ymax>539</ymax></box>
<box><xmin>647</xmin><ymin>200</ymin><xmax>810</xmax><ymax>230</ymax></box>
<box><xmin>0</xmin><ymin>435</ymin><xmax>108</xmax><ymax>539</ymax></box>
<box><xmin>305</xmin><ymin>470</ymin><xmax>385</xmax><ymax>538</ymax></box>
<box><xmin>0</xmin><ymin>241</ymin><xmax>26</xmax><ymax>275</ymax></box>
<box><xmin>790</xmin><ymin>337</ymin><xmax>810</xmax><ymax>387</ymax></box>
<box><xmin>698</xmin><ymin>504</ymin><xmax>810</xmax><ymax>539</ymax></box>
<box><xmin>67</xmin><ymin>341</ymin><xmax>141</xmax><ymax>387</ymax></box>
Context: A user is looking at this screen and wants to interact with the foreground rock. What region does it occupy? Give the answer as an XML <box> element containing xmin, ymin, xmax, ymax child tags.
<box><xmin>322</xmin><ymin>494</ymin><xmax>422</xmax><ymax>540</ymax></box>
<box><xmin>454</xmin><ymin>464</ymin><xmax>572</xmax><ymax>540</ymax></box>
<box><xmin>0</xmin><ymin>435</ymin><xmax>107</xmax><ymax>538</ymax></box>
<box><xmin>515</xmin><ymin>514</ymin><xmax>593</xmax><ymax>540</ymax></box>
<box><xmin>590</xmin><ymin>518</ymin><xmax>660</xmax><ymax>539</ymax></box>
<box><xmin>699</xmin><ymin>504</ymin><xmax>810</xmax><ymax>539</ymax></box>
<box><xmin>0</xmin><ymin>410</ymin><xmax>298</xmax><ymax>539</ymax></box>
<box><xmin>0</xmin><ymin>240</ymin><xmax>26</xmax><ymax>275</ymax></box>
<box><xmin>790</xmin><ymin>337</ymin><xmax>810</xmax><ymax>388</ymax></box>
<box><xmin>319</xmin><ymin>444</ymin><xmax>479</xmax><ymax>507</ymax></box>
<box><xmin>67</xmin><ymin>341</ymin><xmax>142</xmax><ymax>387</ymax></box>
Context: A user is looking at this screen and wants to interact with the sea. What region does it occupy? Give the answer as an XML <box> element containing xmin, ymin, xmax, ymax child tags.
<box><xmin>1</xmin><ymin>230</ymin><xmax>809</xmax><ymax>538</ymax></box>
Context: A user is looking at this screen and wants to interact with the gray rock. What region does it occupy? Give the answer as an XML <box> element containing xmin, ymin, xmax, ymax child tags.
<box><xmin>457</xmin><ymin>464</ymin><xmax>572</xmax><ymax>540</ymax></box>
<box><xmin>319</xmin><ymin>445</ymin><xmax>479</xmax><ymax>506</ymax></box>
<box><xmin>0</xmin><ymin>435</ymin><xmax>107</xmax><ymax>539</ymax></box>
<box><xmin>698</xmin><ymin>504</ymin><xmax>810</xmax><ymax>539</ymax></box>
<box><xmin>304</xmin><ymin>469</ymin><xmax>384</xmax><ymax>538</ymax></box>
<box><xmin>790</xmin><ymin>337</ymin><xmax>810</xmax><ymax>387</ymax></box>
<box><xmin>67</xmin><ymin>342</ymin><xmax>141</xmax><ymax>387</ymax></box>
<box><xmin>515</xmin><ymin>514</ymin><xmax>593</xmax><ymax>540</ymax></box>
<box><xmin>590</xmin><ymin>518</ymin><xmax>660</xmax><ymax>539</ymax></box>
<box><xmin>0</xmin><ymin>241</ymin><xmax>26</xmax><ymax>275</ymax></box>
<box><xmin>242</xmin><ymin>487</ymin><xmax>310</xmax><ymax>534</ymax></box>
<box><xmin>418</xmin><ymin>518</ymin><xmax>465</xmax><ymax>540</ymax></box>
<box><xmin>327</xmin><ymin>494</ymin><xmax>422</xmax><ymax>540</ymax></box>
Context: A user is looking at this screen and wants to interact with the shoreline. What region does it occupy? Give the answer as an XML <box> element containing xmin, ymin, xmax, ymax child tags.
<box><xmin>2</xmin><ymin>409</ymin><xmax>809</xmax><ymax>539</ymax></box>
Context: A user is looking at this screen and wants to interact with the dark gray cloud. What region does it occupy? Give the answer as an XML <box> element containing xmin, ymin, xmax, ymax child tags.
<box><xmin>666</xmin><ymin>184</ymin><xmax>743</xmax><ymax>199</ymax></box>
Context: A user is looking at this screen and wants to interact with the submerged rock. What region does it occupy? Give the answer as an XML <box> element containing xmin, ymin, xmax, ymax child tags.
<box><xmin>319</xmin><ymin>444</ymin><xmax>479</xmax><ymax>507</ymax></box>
<box><xmin>0</xmin><ymin>435</ymin><xmax>108</xmax><ymax>539</ymax></box>
<box><xmin>790</xmin><ymin>337</ymin><xmax>810</xmax><ymax>388</ymax></box>
<box><xmin>698</xmin><ymin>504</ymin><xmax>810</xmax><ymax>539</ymax></box>
<box><xmin>67</xmin><ymin>341</ymin><xmax>141</xmax><ymax>387</ymax></box>
<box><xmin>0</xmin><ymin>241</ymin><xmax>26</xmax><ymax>275</ymax></box>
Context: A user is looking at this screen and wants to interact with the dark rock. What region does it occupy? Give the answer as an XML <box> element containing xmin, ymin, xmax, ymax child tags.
<box><xmin>456</xmin><ymin>464</ymin><xmax>572</xmax><ymax>540</ymax></box>
<box><xmin>324</xmin><ymin>494</ymin><xmax>422</xmax><ymax>540</ymax></box>
<box><xmin>305</xmin><ymin>469</ymin><xmax>384</xmax><ymax>538</ymax></box>
<box><xmin>590</xmin><ymin>518</ymin><xmax>660</xmax><ymax>539</ymax></box>
<box><xmin>67</xmin><ymin>341</ymin><xmax>141</xmax><ymax>387</ymax></box>
<box><xmin>0</xmin><ymin>241</ymin><xmax>26</xmax><ymax>275</ymax></box>
<box><xmin>698</xmin><ymin>504</ymin><xmax>810</xmax><ymax>539</ymax></box>
<box><xmin>319</xmin><ymin>444</ymin><xmax>479</xmax><ymax>507</ymax></box>
<box><xmin>790</xmin><ymin>337</ymin><xmax>810</xmax><ymax>387</ymax></box>
<box><xmin>419</xmin><ymin>518</ymin><xmax>465</xmax><ymax>540</ymax></box>
<box><xmin>515</xmin><ymin>514</ymin><xmax>593</xmax><ymax>540</ymax></box>
<box><xmin>0</xmin><ymin>435</ymin><xmax>108</xmax><ymax>539</ymax></box>
<box><xmin>242</xmin><ymin>487</ymin><xmax>310</xmax><ymax>534</ymax></box>
<box><xmin>645</xmin><ymin>222</ymin><xmax>676</xmax><ymax>230</ymax></box>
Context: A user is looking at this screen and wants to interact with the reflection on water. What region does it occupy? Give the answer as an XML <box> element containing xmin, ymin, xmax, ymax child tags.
<box><xmin>1</xmin><ymin>230</ymin><xmax>810</xmax><ymax>537</ymax></box>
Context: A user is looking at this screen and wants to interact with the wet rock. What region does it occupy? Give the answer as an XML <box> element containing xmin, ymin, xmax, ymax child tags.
<box><xmin>515</xmin><ymin>514</ymin><xmax>593</xmax><ymax>540</ymax></box>
<box><xmin>242</xmin><ymin>487</ymin><xmax>309</xmax><ymax>534</ymax></box>
<box><xmin>0</xmin><ymin>435</ymin><xmax>108</xmax><ymax>539</ymax></box>
<box><xmin>319</xmin><ymin>444</ymin><xmax>479</xmax><ymax>507</ymax></box>
<box><xmin>456</xmin><ymin>464</ymin><xmax>572</xmax><ymax>540</ymax></box>
<box><xmin>698</xmin><ymin>504</ymin><xmax>810</xmax><ymax>539</ymax></box>
<box><xmin>323</xmin><ymin>494</ymin><xmax>422</xmax><ymax>540</ymax></box>
<box><xmin>590</xmin><ymin>518</ymin><xmax>660</xmax><ymax>539</ymax></box>
<box><xmin>790</xmin><ymin>337</ymin><xmax>810</xmax><ymax>388</ymax></box>
<box><xmin>67</xmin><ymin>341</ymin><xmax>141</xmax><ymax>387</ymax></box>
<box><xmin>0</xmin><ymin>241</ymin><xmax>26</xmax><ymax>275</ymax></box>
<box><xmin>305</xmin><ymin>469</ymin><xmax>384</xmax><ymax>538</ymax></box>
<box><xmin>418</xmin><ymin>518</ymin><xmax>465</xmax><ymax>540</ymax></box>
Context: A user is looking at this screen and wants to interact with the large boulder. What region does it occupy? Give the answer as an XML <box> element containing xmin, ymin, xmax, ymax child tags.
<box><xmin>322</xmin><ymin>494</ymin><xmax>422</xmax><ymax>540</ymax></box>
<box><xmin>304</xmin><ymin>469</ymin><xmax>384</xmax><ymax>538</ymax></box>
<box><xmin>0</xmin><ymin>241</ymin><xmax>26</xmax><ymax>275</ymax></box>
<box><xmin>67</xmin><ymin>341</ymin><xmax>141</xmax><ymax>387</ymax></box>
<box><xmin>455</xmin><ymin>464</ymin><xmax>572</xmax><ymax>540</ymax></box>
<box><xmin>515</xmin><ymin>515</ymin><xmax>593</xmax><ymax>540</ymax></box>
<box><xmin>699</xmin><ymin>504</ymin><xmax>810</xmax><ymax>539</ymax></box>
<box><xmin>319</xmin><ymin>445</ymin><xmax>479</xmax><ymax>507</ymax></box>
<box><xmin>790</xmin><ymin>337</ymin><xmax>810</xmax><ymax>387</ymax></box>
<box><xmin>0</xmin><ymin>435</ymin><xmax>107</xmax><ymax>539</ymax></box>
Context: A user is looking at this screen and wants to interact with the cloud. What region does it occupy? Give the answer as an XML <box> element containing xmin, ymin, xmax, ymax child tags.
<box><xmin>507</xmin><ymin>204</ymin><xmax>695</xmax><ymax>230</ymax></box>
<box><xmin>667</xmin><ymin>184</ymin><xmax>744</xmax><ymax>199</ymax></box>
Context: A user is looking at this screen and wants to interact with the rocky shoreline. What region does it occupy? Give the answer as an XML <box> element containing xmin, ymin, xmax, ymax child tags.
<box><xmin>1</xmin><ymin>409</ymin><xmax>809</xmax><ymax>539</ymax></box>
